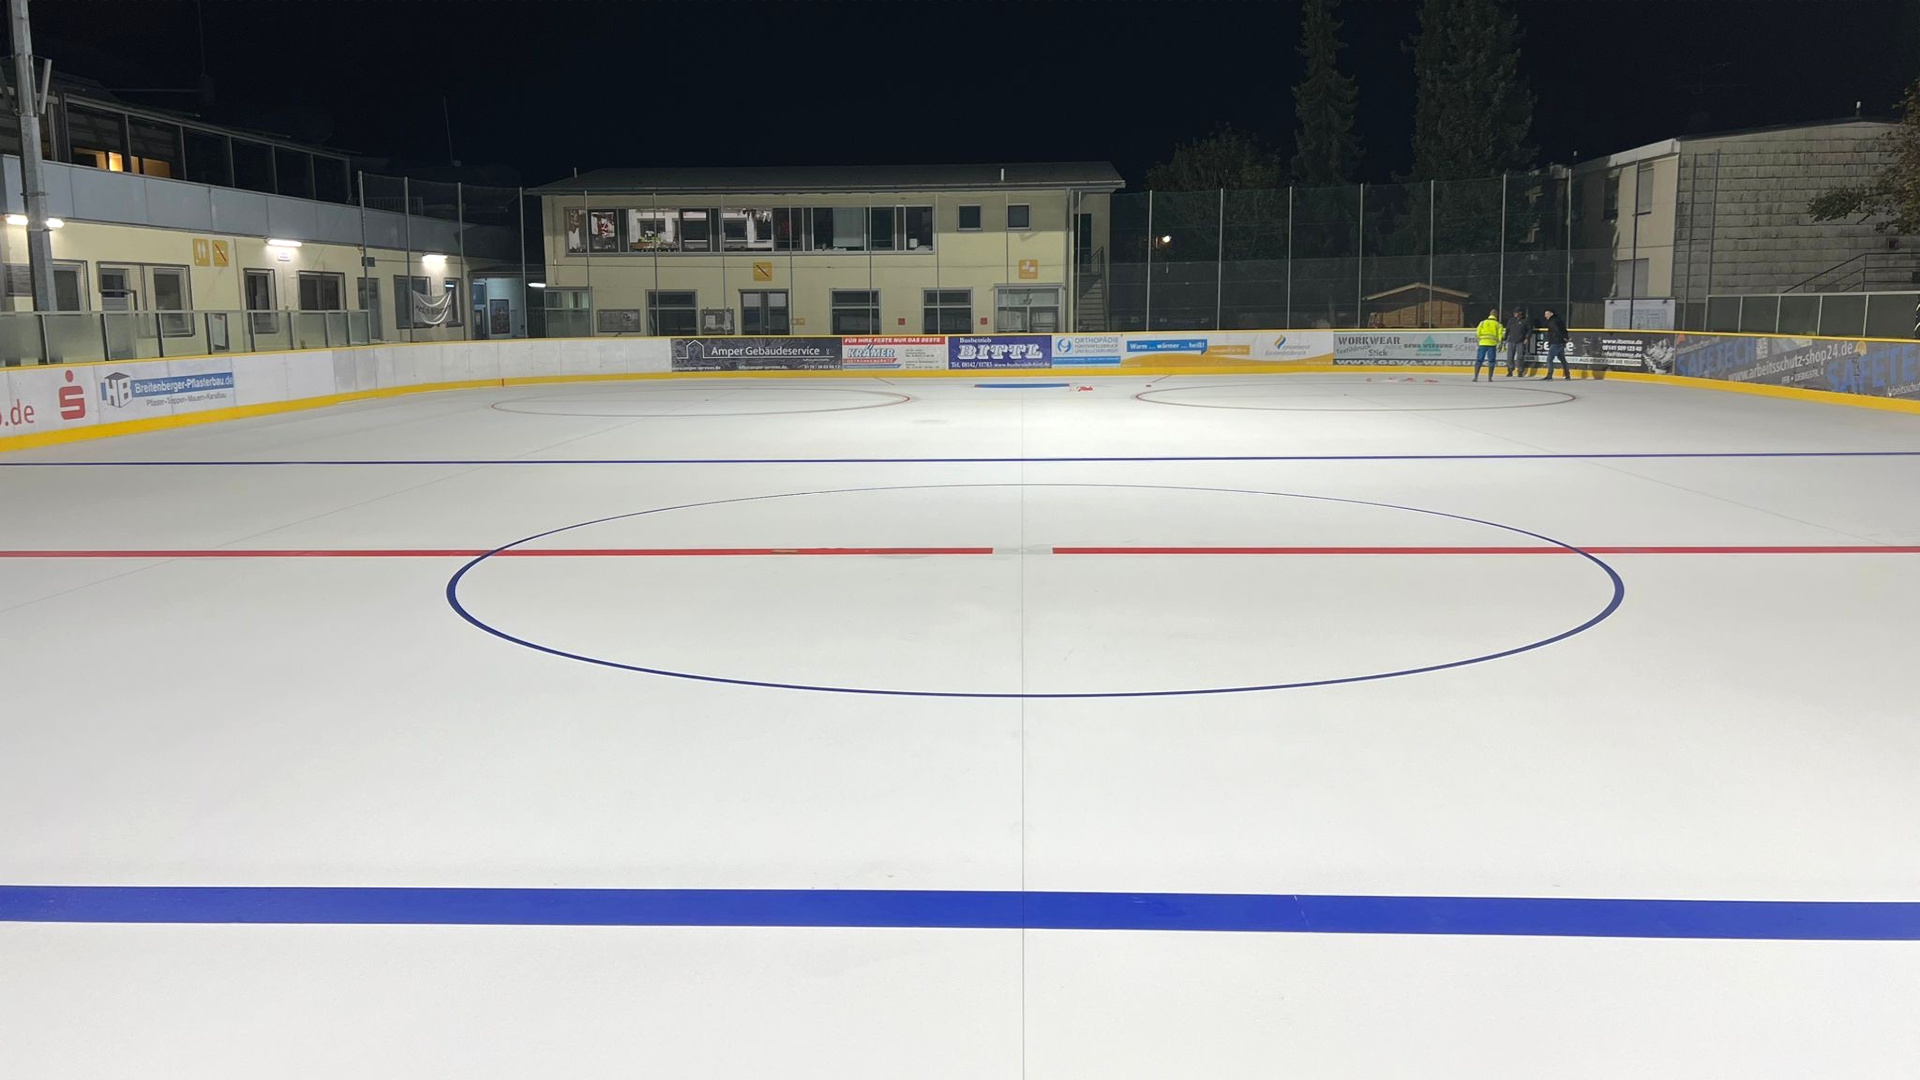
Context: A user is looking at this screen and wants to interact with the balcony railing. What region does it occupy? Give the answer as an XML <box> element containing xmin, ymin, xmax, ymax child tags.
<box><xmin>1</xmin><ymin>309</ymin><xmax>376</xmax><ymax>366</ymax></box>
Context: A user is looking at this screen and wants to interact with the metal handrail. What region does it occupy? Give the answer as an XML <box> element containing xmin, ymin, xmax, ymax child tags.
<box><xmin>0</xmin><ymin>308</ymin><xmax>390</xmax><ymax>367</ymax></box>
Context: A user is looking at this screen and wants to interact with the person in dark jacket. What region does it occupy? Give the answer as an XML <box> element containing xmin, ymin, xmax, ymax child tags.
<box><xmin>1539</xmin><ymin>309</ymin><xmax>1571</xmax><ymax>380</ymax></box>
<box><xmin>1503</xmin><ymin>307</ymin><xmax>1534</xmax><ymax>377</ymax></box>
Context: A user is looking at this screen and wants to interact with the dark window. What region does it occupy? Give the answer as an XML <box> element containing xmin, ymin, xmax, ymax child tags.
<box><xmin>679</xmin><ymin>210</ymin><xmax>712</xmax><ymax>252</ymax></box>
<box><xmin>870</xmin><ymin>207</ymin><xmax>896</xmax><ymax>252</ymax></box>
<box><xmin>923</xmin><ymin>289</ymin><xmax>972</xmax><ymax>334</ymax></box>
<box><xmin>232</xmin><ymin>140</ymin><xmax>275</xmax><ymax>193</ymax></box>
<box><xmin>274</xmin><ymin>147</ymin><xmax>313</xmax><ymax>199</ymax></box>
<box><xmin>314</xmin><ymin>157</ymin><xmax>351</xmax><ymax>204</ymax></box>
<box><xmin>831</xmin><ymin>289</ymin><xmax>879</xmax><ymax>334</ymax></box>
<box><xmin>391</xmin><ymin>274</ymin><xmax>430</xmax><ymax>327</ymax></box>
<box><xmin>773</xmin><ymin>208</ymin><xmax>805</xmax><ymax>251</ymax></box>
<box><xmin>904</xmin><ymin>206</ymin><xmax>934</xmax><ymax>251</ymax></box>
<box><xmin>183</xmin><ymin>129</ymin><xmax>231</xmax><ymax>187</ymax></box>
<box><xmin>814</xmin><ymin>207</ymin><xmax>865</xmax><ymax>251</ymax></box>
<box><xmin>244</xmin><ymin>269</ymin><xmax>279</xmax><ymax>333</ymax></box>
<box><xmin>648</xmin><ymin>290</ymin><xmax>698</xmax><ymax>335</ymax></box>
<box><xmin>1635</xmin><ymin>161</ymin><xmax>1655</xmax><ymax>215</ymax></box>
<box><xmin>1603</xmin><ymin>171</ymin><xmax>1620</xmax><ymax>222</ymax></box>
<box><xmin>958</xmin><ymin>204</ymin><xmax>983</xmax><ymax>230</ymax></box>
<box><xmin>53</xmin><ymin>263</ymin><xmax>86</xmax><ymax>311</ymax></box>
<box><xmin>740</xmin><ymin>290</ymin><xmax>789</xmax><ymax>335</ymax></box>
<box><xmin>302</xmin><ymin>272</ymin><xmax>345</xmax><ymax>311</ymax></box>
<box><xmin>1007</xmin><ymin>203</ymin><xmax>1031</xmax><ymax>230</ymax></box>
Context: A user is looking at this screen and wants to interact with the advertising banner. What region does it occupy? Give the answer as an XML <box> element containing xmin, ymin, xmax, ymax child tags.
<box><xmin>1529</xmin><ymin>331</ymin><xmax>1675</xmax><ymax>372</ymax></box>
<box><xmin>1331</xmin><ymin>331</ymin><xmax>1479</xmax><ymax>365</ymax></box>
<box><xmin>0</xmin><ymin>365</ymin><xmax>99</xmax><ymax>437</ymax></box>
<box><xmin>1672</xmin><ymin>334</ymin><xmax>1920</xmax><ymax>400</ymax></box>
<box><xmin>1051</xmin><ymin>334</ymin><xmax>1124</xmax><ymax>366</ymax></box>
<box><xmin>842</xmin><ymin>336</ymin><xmax>947</xmax><ymax>370</ymax></box>
<box><xmin>671</xmin><ymin>337</ymin><xmax>841</xmax><ymax>371</ymax></box>
<box><xmin>96</xmin><ymin>362</ymin><xmax>235</xmax><ymax>417</ymax></box>
<box><xmin>950</xmin><ymin>336</ymin><xmax>1051</xmax><ymax>370</ymax></box>
<box><xmin>163</xmin><ymin>357</ymin><xmax>239</xmax><ymax>414</ymax></box>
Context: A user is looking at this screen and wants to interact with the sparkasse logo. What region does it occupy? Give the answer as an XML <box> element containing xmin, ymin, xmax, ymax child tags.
<box><xmin>58</xmin><ymin>370</ymin><xmax>87</xmax><ymax>420</ymax></box>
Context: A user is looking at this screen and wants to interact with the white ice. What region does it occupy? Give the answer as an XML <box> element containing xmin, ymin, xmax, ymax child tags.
<box><xmin>3</xmin><ymin>373</ymin><xmax>1919</xmax><ymax>1077</ymax></box>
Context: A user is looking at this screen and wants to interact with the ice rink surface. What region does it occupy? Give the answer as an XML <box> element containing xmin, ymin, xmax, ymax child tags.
<box><xmin>3</xmin><ymin>372</ymin><xmax>1919</xmax><ymax>1077</ymax></box>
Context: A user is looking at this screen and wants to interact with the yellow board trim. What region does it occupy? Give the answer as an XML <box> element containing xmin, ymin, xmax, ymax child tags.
<box><xmin>5</xmin><ymin>358</ymin><xmax>1917</xmax><ymax>454</ymax></box>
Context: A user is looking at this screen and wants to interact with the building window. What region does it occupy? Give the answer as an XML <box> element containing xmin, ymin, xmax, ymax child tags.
<box><xmin>314</xmin><ymin>157</ymin><xmax>352</xmax><ymax>204</ymax></box>
<box><xmin>183</xmin><ymin>129</ymin><xmax>231</xmax><ymax>187</ymax></box>
<box><xmin>773</xmin><ymin>208</ymin><xmax>806</xmax><ymax>251</ymax></box>
<box><xmin>678</xmin><ymin>210</ymin><xmax>712</xmax><ymax>252</ymax></box>
<box><xmin>740</xmin><ymin>290</ymin><xmax>789</xmax><ymax>335</ymax></box>
<box><xmin>303</xmin><ymin>271</ymin><xmax>346</xmax><ymax>311</ymax></box>
<box><xmin>1612</xmin><ymin>258</ymin><xmax>1650</xmax><ymax>299</ymax></box>
<box><xmin>627</xmin><ymin>210</ymin><xmax>674</xmax><ymax>251</ymax></box>
<box><xmin>869</xmin><ymin>207</ymin><xmax>897</xmax><ymax>252</ymax></box>
<box><xmin>958</xmin><ymin>204</ymin><xmax>983</xmax><ymax>231</ymax></box>
<box><xmin>995</xmin><ymin>286</ymin><xmax>1060</xmax><ymax>333</ymax></box>
<box><xmin>275</xmin><ymin>147</ymin><xmax>314</xmax><ymax>199</ymax></box>
<box><xmin>1007</xmin><ymin>203</ymin><xmax>1031</xmax><ymax>230</ymax></box>
<box><xmin>831</xmin><ymin>289</ymin><xmax>880</xmax><ymax>334</ymax></box>
<box><xmin>648</xmin><ymin>290</ymin><xmax>699</xmax><ymax>335</ymax></box>
<box><xmin>1635</xmin><ymin>161</ymin><xmax>1655</xmax><ymax>215</ymax></box>
<box><xmin>98</xmin><ymin>265</ymin><xmax>138</xmax><ymax>309</ymax></box>
<box><xmin>244</xmin><ymin>269</ymin><xmax>279</xmax><ymax>334</ymax></box>
<box><xmin>589</xmin><ymin>209</ymin><xmax>622</xmax><ymax>253</ymax></box>
<box><xmin>232</xmin><ymin>140</ymin><xmax>275</xmax><ymax>193</ymax></box>
<box><xmin>904</xmin><ymin>206</ymin><xmax>934</xmax><ymax>250</ymax></box>
<box><xmin>1603</xmin><ymin>170</ymin><xmax>1620</xmax><ymax>222</ymax></box>
<box><xmin>127</xmin><ymin>119</ymin><xmax>182</xmax><ymax>178</ymax></box>
<box><xmin>67</xmin><ymin>106</ymin><xmax>127</xmax><ymax>171</ymax></box>
<box><xmin>52</xmin><ymin>262</ymin><xmax>87</xmax><ymax>311</ymax></box>
<box><xmin>923</xmin><ymin>289</ymin><xmax>972</xmax><ymax>334</ymax></box>
<box><xmin>813</xmin><ymin>207</ymin><xmax>867</xmax><ymax>251</ymax></box>
<box><xmin>149</xmin><ymin>266</ymin><xmax>192</xmax><ymax>336</ymax></box>
<box><xmin>544</xmin><ymin>287</ymin><xmax>592</xmax><ymax>337</ymax></box>
<box><xmin>724</xmin><ymin>209</ymin><xmax>771</xmax><ymax>251</ymax></box>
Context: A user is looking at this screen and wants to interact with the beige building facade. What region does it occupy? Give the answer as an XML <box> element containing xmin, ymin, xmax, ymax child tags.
<box><xmin>533</xmin><ymin>164</ymin><xmax>1121</xmax><ymax>337</ymax></box>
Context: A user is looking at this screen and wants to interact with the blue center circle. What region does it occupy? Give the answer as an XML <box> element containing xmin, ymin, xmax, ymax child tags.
<box><xmin>445</xmin><ymin>483</ymin><xmax>1626</xmax><ymax>699</ymax></box>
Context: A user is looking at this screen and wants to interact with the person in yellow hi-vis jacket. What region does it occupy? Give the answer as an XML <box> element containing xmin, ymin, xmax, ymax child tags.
<box><xmin>1473</xmin><ymin>308</ymin><xmax>1504</xmax><ymax>381</ymax></box>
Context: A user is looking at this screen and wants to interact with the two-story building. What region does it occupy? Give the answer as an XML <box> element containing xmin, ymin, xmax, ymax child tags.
<box><xmin>531</xmin><ymin>164</ymin><xmax>1121</xmax><ymax>338</ymax></box>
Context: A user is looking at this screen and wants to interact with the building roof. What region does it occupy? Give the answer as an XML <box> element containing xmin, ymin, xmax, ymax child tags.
<box><xmin>1578</xmin><ymin>117</ymin><xmax>1898</xmax><ymax>169</ymax></box>
<box><xmin>1363</xmin><ymin>282</ymin><xmax>1472</xmax><ymax>302</ymax></box>
<box><xmin>532</xmin><ymin>162</ymin><xmax>1125</xmax><ymax>196</ymax></box>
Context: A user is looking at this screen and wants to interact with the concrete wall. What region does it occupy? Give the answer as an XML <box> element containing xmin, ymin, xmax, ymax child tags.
<box><xmin>1672</xmin><ymin>122</ymin><xmax>1920</xmax><ymax>300</ymax></box>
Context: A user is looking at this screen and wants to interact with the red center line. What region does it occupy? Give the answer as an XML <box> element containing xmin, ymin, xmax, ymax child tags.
<box><xmin>0</xmin><ymin>547</ymin><xmax>995</xmax><ymax>559</ymax></box>
<box><xmin>1053</xmin><ymin>545</ymin><xmax>1920</xmax><ymax>555</ymax></box>
<box><xmin>2</xmin><ymin>544</ymin><xmax>1919</xmax><ymax>559</ymax></box>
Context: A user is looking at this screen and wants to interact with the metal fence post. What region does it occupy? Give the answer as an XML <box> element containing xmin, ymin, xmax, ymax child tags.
<box><xmin>1285</xmin><ymin>185</ymin><xmax>1293</xmax><ymax>329</ymax></box>
<box><xmin>1428</xmin><ymin>180</ymin><xmax>1435</xmax><ymax>323</ymax></box>
<box><xmin>1144</xmin><ymin>190</ymin><xmax>1154</xmax><ymax>331</ymax></box>
<box><xmin>456</xmin><ymin>181</ymin><xmax>468</xmax><ymax>340</ymax></box>
<box><xmin>37</xmin><ymin>312</ymin><xmax>49</xmax><ymax>363</ymax></box>
<box><xmin>357</xmin><ymin>170</ymin><xmax>371</xmax><ymax>342</ymax></box>
<box><xmin>1564</xmin><ymin>171</ymin><xmax>1573</xmax><ymax>319</ymax></box>
<box><xmin>1497</xmin><ymin>172</ymin><xmax>1508</xmax><ymax>317</ymax></box>
<box><xmin>1355</xmin><ymin>182</ymin><xmax>1365</xmax><ymax>327</ymax></box>
<box><xmin>402</xmin><ymin>177</ymin><xmax>413</xmax><ymax>344</ymax></box>
<box><xmin>1214</xmin><ymin>187</ymin><xmax>1225</xmax><ymax>330</ymax></box>
<box><xmin>516</xmin><ymin>185</ymin><xmax>527</xmax><ymax>338</ymax></box>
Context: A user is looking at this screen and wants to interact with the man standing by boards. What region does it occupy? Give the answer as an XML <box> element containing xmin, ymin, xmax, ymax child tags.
<box><xmin>1503</xmin><ymin>307</ymin><xmax>1534</xmax><ymax>377</ymax></box>
<box><xmin>1473</xmin><ymin>308</ymin><xmax>1504</xmax><ymax>381</ymax></box>
<box><xmin>1539</xmin><ymin>308</ymin><xmax>1571</xmax><ymax>380</ymax></box>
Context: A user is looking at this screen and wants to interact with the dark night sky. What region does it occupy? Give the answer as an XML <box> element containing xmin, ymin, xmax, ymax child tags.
<box><xmin>28</xmin><ymin>0</ymin><xmax>1920</xmax><ymax>188</ymax></box>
